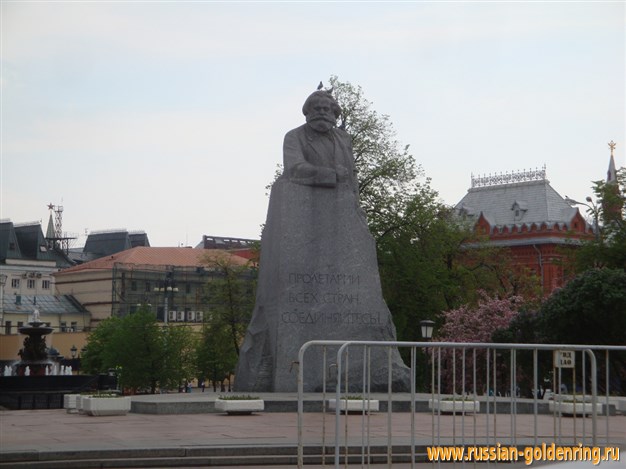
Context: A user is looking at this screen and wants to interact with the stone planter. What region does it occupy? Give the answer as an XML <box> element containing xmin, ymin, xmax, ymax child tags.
<box><xmin>549</xmin><ymin>400</ymin><xmax>602</xmax><ymax>416</ymax></box>
<box><xmin>83</xmin><ymin>396</ymin><xmax>131</xmax><ymax>416</ymax></box>
<box><xmin>214</xmin><ymin>398</ymin><xmax>264</xmax><ymax>415</ymax></box>
<box><xmin>429</xmin><ymin>399</ymin><xmax>480</xmax><ymax>414</ymax></box>
<box><xmin>328</xmin><ymin>398</ymin><xmax>379</xmax><ymax>413</ymax></box>
<box><xmin>63</xmin><ymin>394</ymin><xmax>80</xmax><ymax>413</ymax></box>
<box><xmin>76</xmin><ymin>395</ymin><xmax>89</xmax><ymax>414</ymax></box>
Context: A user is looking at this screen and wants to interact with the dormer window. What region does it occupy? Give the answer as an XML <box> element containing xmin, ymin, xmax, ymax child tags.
<box><xmin>458</xmin><ymin>204</ymin><xmax>476</xmax><ymax>218</ymax></box>
<box><xmin>511</xmin><ymin>200</ymin><xmax>528</xmax><ymax>221</ymax></box>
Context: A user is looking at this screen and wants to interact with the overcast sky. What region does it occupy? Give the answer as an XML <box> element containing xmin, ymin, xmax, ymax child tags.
<box><xmin>2</xmin><ymin>1</ymin><xmax>624</xmax><ymax>248</ymax></box>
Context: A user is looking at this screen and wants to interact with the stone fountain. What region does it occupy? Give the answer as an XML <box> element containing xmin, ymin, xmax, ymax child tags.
<box><xmin>0</xmin><ymin>309</ymin><xmax>117</xmax><ymax>409</ymax></box>
<box><xmin>14</xmin><ymin>309</ymin><xmax>56</xmax><ymax>376</ymax></box>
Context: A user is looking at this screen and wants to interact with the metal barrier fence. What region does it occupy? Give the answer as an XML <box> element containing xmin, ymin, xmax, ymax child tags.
<box><xmin>297</xmin><ymin>340</ymin><xmax>625</xmax><ymax>468</ymax></box>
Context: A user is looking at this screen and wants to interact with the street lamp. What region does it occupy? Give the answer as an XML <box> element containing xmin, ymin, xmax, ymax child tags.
<box><xmin>154</xmin><ymin>271</ymin><xmax>178</xmax><ymax>324</ymax></box>
<box><xmin>419</xmin><ymin>320</ymin><xmax>436</xmax><ymax>394</ymax></box>
<box><xmin>0</xmin><ymin>273</ymin><xmax>7</xmax><ymax>332</ymax></box>
<box><xmin>70</xmin><ymin>345</ymin><xmax>77</xmax><ymax>359</ymax></box>
<box><xmin>420</xmin><ymin>320</ymin><xmax>435</xmax><ymax>340</ymax></box>
<box><xmin>565</xmin><ymin>196</ymin><xmax>599</xmax><ymax>241</ymax></box>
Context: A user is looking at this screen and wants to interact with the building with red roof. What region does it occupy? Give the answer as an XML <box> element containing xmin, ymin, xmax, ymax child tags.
<box><xmin>55</xmin><ymin>246</ymin><xmax>253</xmax><ymax>328</ymax></box>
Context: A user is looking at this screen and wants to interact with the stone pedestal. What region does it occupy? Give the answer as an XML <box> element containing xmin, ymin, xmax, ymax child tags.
<box><xmin>235</xmin><ymin>178</ymin><xmax>409</xmax><ymax>392</ymax></box>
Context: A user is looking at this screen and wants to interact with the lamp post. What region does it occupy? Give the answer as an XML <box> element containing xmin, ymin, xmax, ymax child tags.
<box><xmin>565</xmin><ymin>196</ymin><xmax>600</xmax><ymax>241</ymax></box>
<box><xmin>154</xmin><ymin>270</ymin><xmax>178</xmax><ymax>324</ymax></box>
<box><xmin>420</xmin><ymin>320</ymin><xmax>435</xmax><ymax>394</ymax></box>
<box><xmin>70</xmin><ymin>344</ymin><xmax>78</xmax><ymax>375</ymax></box>
<box><xmin>0</xmin><ymin>273</ymin><xmax>6</xmax><ymax>333</ymax></box>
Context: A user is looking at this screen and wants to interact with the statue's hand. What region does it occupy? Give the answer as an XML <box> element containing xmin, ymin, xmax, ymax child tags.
<box><xmin>291</xmin><ymin>162</ymin><xmax>337</xmax><ymax>187</ymax></box>
<box><xmin>292</xmin><ymin>162</ymin><xmax>317</xmax><ymax>179</ymax></box>
<box><xmin>335</xmin><ymin>165</ymin><xmax>348</xmax><ymax>182</ymax></box>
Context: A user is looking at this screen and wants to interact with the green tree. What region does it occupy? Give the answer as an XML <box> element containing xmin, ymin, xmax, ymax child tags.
<box><xmin>160</xmin><ymin>323</ymin><xmax>198</xmax><ymax>391</ymax></box>
<box><xmin>538</xmin><ymin>268</ymin><xmax>626</xmax><ymax>345</ymax></box>
<box><xmin>195</xmin><ymin>321</ymin><xmax>238</xmax><ymax>391</ymax></box>
<box><xmin>328</xmin><ymin>75</ymin><xmax>419</xmax><ymax>241</ymax></box>
<box><xmin>81</xmin><ymin>316</ymin><xmax>121</xmax><ymax>375</ymax></box>
<box><xmin>537</xmin><ymin>268</ymin><xmax>626</xmax><ymax>394</ymax></box>
<box><xmin>81</xmin><ymin>308</ymin><xmax>197</xmax><ymax>393</ymax></box>
<box><xmin>202</xmin><ymin>252</ymin><xmax>255</xmax><ymax>356</ymax></box>
<box><xmin>573</xmin><ymin>167</ymin><xmax>626</xmax><ymax>271</ymax></box>
<box><xmin>106</xmin><ymin>309</ymin><xmax>165</xmax><ymax>393</ymax></box>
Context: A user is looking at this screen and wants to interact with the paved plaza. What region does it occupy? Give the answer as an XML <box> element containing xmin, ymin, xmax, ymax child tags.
<box><xmin>1</xmin><ymin>392</ymin><xmax>624</xmax><ymax>468</ymax></box>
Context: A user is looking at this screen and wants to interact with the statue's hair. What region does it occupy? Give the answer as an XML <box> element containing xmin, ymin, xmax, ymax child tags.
<box><xmin>302</xmin><ymin>90</ymin><xmax>342</xmax><ymax>118</ymax></box>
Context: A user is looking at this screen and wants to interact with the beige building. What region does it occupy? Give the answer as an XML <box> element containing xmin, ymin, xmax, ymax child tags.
<box><xmin>54</xmin><ymin>246</ymin><xmax>251</xmax><ymax>328</ymax></box>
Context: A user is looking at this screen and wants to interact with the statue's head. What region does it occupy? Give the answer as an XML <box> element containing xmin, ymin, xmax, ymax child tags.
<box><xmin>302</xmin><ymin>90</ymin><xmax>341</xmax><ymax>133</ymax></box>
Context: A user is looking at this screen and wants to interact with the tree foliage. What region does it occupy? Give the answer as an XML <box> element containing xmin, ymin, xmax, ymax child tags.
<box><xmin>328</xmin><ymin>75</ymin><xmax>419</xmax><ymax>241</ymax></box>
<box><xmin>574</xmin><ymin>167</ymin><xmax>626</xmax><ymax>271</ymax></box>
<box><xmin>538</xmin><ymin>268</ymin><xmax>626</xmax><ymax>345</ymax></box>
<box><xmin>81</xmin><ymin>316</ymin><xmax>121</xmax><ymax>375</ymax></box>
<box><xmin>438</xmin><ymin>292</ymin><xmax>523</xmax><ymax>344</ymax></box>
<box><xmin>437</xmin><ymin>293</ymin><xmax>525</xmax><ymax>394</ymax></box>
<box><xmin>195</xmin><ymin>321</ymin><xmax>238</xmax><ymax>391</ymax></box>
<box><xmin>202</xmin><ymin>252</ymin><xmax>255</xmax><ymax>357</ymax></box>
<box><xmin>82</xmin><ymin>308</ymin><xmax>197</xmax><ymax>393</ymax></box>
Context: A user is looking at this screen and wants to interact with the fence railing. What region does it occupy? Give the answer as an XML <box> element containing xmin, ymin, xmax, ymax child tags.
<box><xmin>297</xmin><ymin>340</ymin><xmax>625</xmax><ymax>468</ymax></box>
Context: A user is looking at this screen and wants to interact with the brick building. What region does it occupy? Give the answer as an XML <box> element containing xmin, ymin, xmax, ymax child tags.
<box><xmin>455</xmin><ymin>167</ymin><xmax>593</xmax><ymax>294</ymax></box>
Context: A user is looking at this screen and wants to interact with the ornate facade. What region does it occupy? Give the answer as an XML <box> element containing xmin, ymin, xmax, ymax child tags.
<box><xmin>456</xmin><ymin>168</ymin><xmax>593</xmax><ymax>294</ymax></box>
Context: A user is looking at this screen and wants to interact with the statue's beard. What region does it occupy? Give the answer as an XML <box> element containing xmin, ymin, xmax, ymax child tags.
<box><xmin>307</xmin><ymin>117</ymin><xmax>335</xmax><ymax>133</ymax></box>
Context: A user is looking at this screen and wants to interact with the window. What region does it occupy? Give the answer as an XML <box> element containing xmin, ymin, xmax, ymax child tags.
<box><xmin>71</xmin><ymin>321</ymin><xmax>77</xmax><ymax>332</ymax></box>
<box><xmin>5</xmin><ymin>321</ymin><xmax>11</xmax><ymax>335</ymax></box>
<box><xmin>27</xmin><ymin>279</ymin><xmax>36</xmax><ymax>289</ymax></box>
<box><xmin>11</xmin><ymin>278</ymin><xmax>20</xmax><ymax>289</ymax></box>
<box><xmin>131</xmin><ymin>281</ymin><xmax>137</xmax><ymax>292</ymax></box>
<box><xmin>42</xmin><ymin>280</ymin><xmax>51</xmax><ymax>290</ymax></box>
<box><xmin>145</xmin><ymin>282</ymin><xmax>151</xmax><ymax>293</ymax></box>
<box><xmin>60</xmin><ymin>321</ymin><xmax>67</xmax><ymax>332</ymax></box>
<box><xmin>17</xmin><ymin>321</ymin><xmax>23</xmax><ymax>328</ymax></box>
<box><xmin>185</xmin><ymin>283</ymin><xmax>191</xmax><ymax>294</ymax></box>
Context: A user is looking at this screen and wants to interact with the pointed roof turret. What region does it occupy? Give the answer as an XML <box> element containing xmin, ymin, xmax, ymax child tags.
<box><xmin>45</xmin><ymin>211</ymin><xmax>55</xmax><ymax>239</ymax></box>
<box><xmin>607</xmin><ymin>140</ymin><xmax>617</xmax><ymax>184</ymax></box>
<box><xmin>603</xmin><ymin>140</ymin><xmax>622</xmax><ymax>223</ymax></box>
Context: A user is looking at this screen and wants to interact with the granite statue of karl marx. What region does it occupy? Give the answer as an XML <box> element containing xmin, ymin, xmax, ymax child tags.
<box><xmin>234</xmin><ymin>87</ymin><xmax>409</xmax><ymax>393</ymax></box>
<box><xmin>284</xmin><ymin>90</ymin><xmax>359</xmax><ymax>193</ymax></box>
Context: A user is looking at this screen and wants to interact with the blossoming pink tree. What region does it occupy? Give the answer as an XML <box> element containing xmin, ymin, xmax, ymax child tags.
<box><xmin>435</xmin><ymin>292</ymin><xmax>523</xmax><ymax>395</ymax></box>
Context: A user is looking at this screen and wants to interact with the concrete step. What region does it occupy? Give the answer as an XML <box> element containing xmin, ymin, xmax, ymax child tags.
<box><xmin>0</xmin><ymin>445</ymin><xmax>428</xmax><ymax>468</ymax></box>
